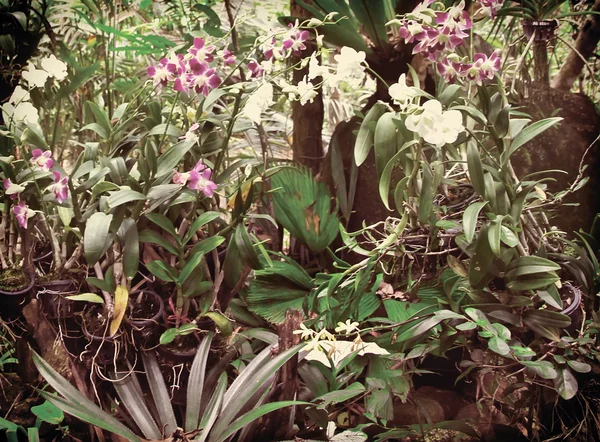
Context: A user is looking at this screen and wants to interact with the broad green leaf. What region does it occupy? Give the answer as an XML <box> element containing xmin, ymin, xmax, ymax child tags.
<box><xmin>554</xmin><ymin>368</ymin><xmax>577</xmax><ymax>400</ymax></box>
<box><xmin>145</xmin><ymin>213</ymin><xmax>178</xmax><ymax>239</ymax></box>
<box><xmin>146</xmin><ymin>261</ymin><xmax>177</xmax><ymax>282</ymax></box>
<box><xmin>463</xmin><ymin>202</ymin><xmax>487</xmax><ymax>243</ymax></box>
<box><xmin>31</xmin><ymin>401</ymin><xmax>64</xmax><ymax>425</ymax></box>
<box><xmin>354</xmin><ymin>103</ymin><xmax>386</xmax><ymax>166</ymax></box>
<box><xmin>520</xmin><ymin>361</ymin><xmax>557</xmax><ymax>379</ymax></box>
<box><xmin>139</xmin><ymin>230</ymin><xmax>179</xmax><ymax>255</ymax></box>
<box><xmin>118</xmin><ymin>218</ymin><xmax>139</xmax><ymax>280</ymax></box>
<box><xmin>418</xmin><ymin>162</ymin><xmax>433</xmax><ymax>225</ymax></box>
<box><xmin>108</xmin><ymin>189</ymin><xmax>147</xmax><ymax>208</ymax></box>
<box><xmin>179</xmin><ymin>251</ymin><xmax>205</xmax><ymax>286</ymax></box>
<box><xmin>183</xmin><ymin>211</ymin><xmax>221</xmax><ymax>244</ymax></box>
<box><xmin>186</xmin><ymin>333</ymin><xmax>213</xmax><ymax>432</ymax></box>
<box><xmin>500</xmin><ymin>225</ymin><xmax>519</xmax><ymax>247</ymax></box>
<box><xmin>488</xmin><ymin>216</ymin><xmax>504</xmax><ymax>257</ymax></box>
<box><xmin>467</xmin><ymin>142</ymin><xmax>485</xmax><ymax>197</ymax></box>
<box><xmin>537</xmin><ymin>285</ymin><xmax>562</xmax><ymax>310</ymax></box>
<box><xmin>374</xmin><ymin>112</ymin><xmax>397</xmax><ymax>178</ymax></box>
<box><xmin>234</xmin><ymin>225</ymin><xmax>261</xmax><ymax>270</ymax></box>
<box><xmin>315</xmin><ymin>382</ymin><xmax>365</xmax><ymax>405</ymax></box>
<box><xmin>140</xmin><ymin>352</ymin><xmax>177</xmax><ymax>436</ymax></box>
<box><xmin>468</xmin><ymin>226</ymin><xmax>495</xmax><ymax>289</ymax></box>
<box><xmin>379</xmin><ymin>140</ymin><xmax>419</xmax><ymax>210</ymax></box>
<box><xmin>504</xmin><ymin>117</ymin><xmax>562</xmax><ymax>163</ymax></box>
<box><xmin>189</xmin><ymin>236</ymin><xmax>226</xmax><ymax>257</ymax></box>
<box><xmin>567</xmin><ymin>360</ymin><xmax>591</xmax><ymax>373</ymax></box>
<box><xmin>488</xmin><ymin>337</ymin><xmax>510</xmax><ymax>356</ymax></box>
<box><xmin>84</xmin><ymin>213</ymin><xmax>113</xmax><ymax>266</ymax></box>
<box><xmin>31</xmin><ymin>351</ymin><xmax>141</xmax><ymax>442</ymax></box>
<box><xmin>155</xmin><ymin>140</ymin><xmax>195</xmax><ymax>178</ymax></box>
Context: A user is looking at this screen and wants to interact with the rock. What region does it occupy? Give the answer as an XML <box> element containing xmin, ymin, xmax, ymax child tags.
<box><xmin>416</xmin><ymin>386</ymin><xmax>471</xmax><ymax>420</ymax></box>
<box><xmin>455</xmin><ymin>402</ymin><xmax>509</xmax><ymax>439</ymax></box>
<box><xmin>390</xmin><ymin>396</ymin><xmax>445</xmax><ymax>426</ymax></box>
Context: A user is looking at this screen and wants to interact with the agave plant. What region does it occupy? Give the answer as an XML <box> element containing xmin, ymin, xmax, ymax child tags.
<box><xmin>32</xmin><ymin>332</ymin><xmax>305</xmax><ymax>442</ymax></box>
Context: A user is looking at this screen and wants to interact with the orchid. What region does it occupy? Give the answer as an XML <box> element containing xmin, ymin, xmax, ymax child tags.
<box><xmin>189</xmin><ymin>168</ymin><xmax>217</xmax><ymax>198</ymax></box>
<box><xmin>49</xmin><ymin>171</ymin><xmax>69</xmax><ymax>203</ymax></box>
<box><xmin>31</xmin><ymin>149</ymin><xmax>54</xmax><ymax>171</ymax></box>
<box><xmin>296</xmin><ymin>77</ymin><xmax>318</xmax><ymax>106</ymax></box>
<box><xmin>282</xmin><ymin>22</ymin><xmax>310</xmax><ymax>54</ymax></box>
<box><xmin>188</xmin><ymin>37</ymin><xmax>215</xmax><ymax>63</ymax></box>
<box><xmin>221</xmin><ymin>49</ymin><xmax>236</xmax><ymax>66</ymax></box>
<box><xmin>181</xmin><ymin>123</ymin><xmax>200</xmax><ymax>145</ymax></box>
<box><xmin>304</xmin><ymin>340</ymin><xmax>390</xmax><ymax>368</ymax></box>
<box><xmin>183</xmin><ymin>60</ymin><xmax>221</xmax><ymax>96</ymax></box>
<box><xmin>388</xmin><ymin>74</ymin><xmax>418</xmax><ymax>109</ymax></box>
<box><xmin>172</xmin><ymin>171</ymin><xmax>191</xmax><ymax>185</ymax></box>
<box><xmin>334</xmin><ymin>46</ymin><xmax>366</xmax><ymax>80</ymax></box>
<box><xmin>478</xmin><ymin>0</ymin><xmax>504</xmax><ymax>18</ymax></box>
<box><xmin>21</xmin><ymin>62</ymin><xmax>49</xmax><ymax>88</ymax></box>
<box><xmin>13</xmin><ymin>201</ymin><xmax>35</xmax><ymax>229</ymax></box>
<box><xmin>9</xmin><ymin>102</ymin><xmax>39</xmax><ymax>125</ymax></box>
<box><xmin>406</xmin><ymin>100</ymin><xmax>464</xmax><ymax>147</ymax></box>
<box><xmin>40</xmin><ymin>55</ymin><xmax>68</xmax><ymax>81</ymax></box>
<box><xmin>3</xmin><ymin>178</ymin><xmax>25</xmax><ymax>198</ymax></box>
<box><xmin>243</xmin><ymin>82</ymin><xmax>274</xmax><ymax>124</ymax></box>
<box><xmin>9</xmin><ymin>86</ymin><xmax>30</xmax><ymax>105</ymax></box>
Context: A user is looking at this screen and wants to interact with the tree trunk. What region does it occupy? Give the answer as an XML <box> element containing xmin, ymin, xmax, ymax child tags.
<box><xmin>290</xmin><ymin>0</ymin><xmax>324</xmax><ymax>174</ymax></box>
<box><xmin>552</xmin><ymin>0</ymin><xmax>600</xmax><ymax>91</ymax></box>
<box><xmin>533</xmin><ymin>40</ymin><xmax>549</xmax><ymax>86</ymax></box>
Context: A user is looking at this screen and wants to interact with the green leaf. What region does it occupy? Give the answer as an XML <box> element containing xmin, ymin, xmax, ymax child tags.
<box><xmin>31</xmin><ymin>400</ymin><xmax>64</xmax><ymax>425</ymax></box>
<box><xmin>379</xmin><ymin>140</ymin><xmax>419</xmax><ymax>210</ymax></box>
<box><xmin>500</xmin><ymin>225</ymin><xmax>519</xmax><ymax>247</ymax></box>
<box><xmin>84</xmin><ymin>213</ymin><xmax>113</xmax><ymax>266</ymax></box>
<box><xmin>140</xmin><ymin>352</ymin><xmax>177</xmax><ymax>436</ymax></box>
<box><xmin>87</xmin><ymin>102</ymin><xmax>112</xmax><ymax>138</ymax></box>
<box><xmin>146</xmin><ymin>261</ymin><xmax>177</xmax><ymax>282</ymax></box>
<box><xmin>215</xmin><ymin>401</ymin><xmax>310</xmax><ymax>442</ymax></box>
<box><xmin>354</xmin><ymin>103</ymin><xmax>386</xmax><ymax>166</ymax></box>
<box><xmin>488</xmin><ymin>337</ymin><xmax>510</xmax><ymax>356</ymax></box>
<box><xmin>179</xmin><ymin>251</ymin><xmax>204</xmax><ymax>286</ymax></box>
<box><xmin>467</xmin><ymin>142</ymin><xmax>485</xmax><ymax>197</ymax></box>
<box><xmin>31</xmin><ymin>352</ymin><xmax>141</xmax><ymax>442</ymax></box>
<box><xmin>316</xmin><ymin>382</ymin><xmax>365</xmax><ymax>405</ymax></box>
<box><xmin>183</xmin><ymin>211</ymin><xmax>221</xmax><ymax>244</ymax></box>
<box><xmin>520</xmin><ymin>361</ymin><xmax>557</xmax><ymax>379</ymax></box>
<box><xmin>117</xmin><ymin>218</ymin><xmax>139</xmax><ymax>280</ymax></box>
<box><xmin>463</xmin><ymin>202</ymin><xmax>487</xmax><ymax>243</ymax></box>
<box><xmin>139</xmin><ymin>229</ymin><xmax>179</xmax><ymax>255</ymax></box>
<box><xmin>504</xmin><ymin>117</ymin><xmax>562</xmax><ymax>164</ymax></box>
<box><xmin>554</xmin><ymin>368</ymin><xmax>577</xmax><ymax>400</ymax></box>
<box><xmin>488</xmin><ymin>216</ymin><xmax>504</xmax><ymax>257</ymax></box>
<box><xmin>396</xmin><ymin>315</ymin><xmax>445</xmax><ymax>343</ymax></box>
<box><xmin>374</xmin><ymin>112</ymin><xmax>397</xmax><ymax>178</ymax></box>
<box><xmin>567</xmin><ymin>360</ymin><xmax>591</xmax><ymax>373</ymax></box>
<box><xmin>145</xmin><ymin>213</ymin><xmax>178</xmax><ymax>239</ymax></box>
<box><xmin>234</xmin><ymin>225</ymin><xmax>262</xmax><ymax>270</ymax></box>
<box><xmin>155</xmin><ymin>140</ymin><xmax>195</xmax><ymax>178</ymax></box>
<box><xmin>468</xmin><ymin>226</ymin><xmax>496</xmax><ymax>289</ymax></box>
<box><xmin>418</xmin><ymin>162</ymin><xmax>433</xmax><ymax>225</ymax></box>
<box><xmin>506</xmin><ymin>274</ymin><xmax>560</xmax><ymax>291</ymax></box>
<box><xmin>189</xmin><ymin>236</ymin><xmax>225</xmax><ymax>257</ymax></box>
<box><xmin>537</xmin><ymin>285</ymin><xmax>562</xmax><ymax>310</ymax></box>
<box><xmin>108</xmin><ymin>189</ymin><xmax>147</xmax><ymax>208</ymax></box>
<box><xmin>65</xmin><ymin>293</ymin><xmax>105</xmax><ymax>304</ymax></box>
<box><xmin>185</xmin><ymin>332</ymin><xmax>213</xmax><ymax>432</ymax></box>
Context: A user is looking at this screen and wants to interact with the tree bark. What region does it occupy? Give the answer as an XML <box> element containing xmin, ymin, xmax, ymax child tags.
<box><xmin>290</xmin><ymin>0</ymin><xmax>324</xmax><ymax>174</ymax></box>
<box><xmin>552</xmin><ymin>0</ymin><xmax>600</xmax><ymax>91</ymax></box>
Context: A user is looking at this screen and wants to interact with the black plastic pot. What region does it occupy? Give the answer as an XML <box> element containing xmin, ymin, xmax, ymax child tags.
<box><xmin>522</xmin><ymin>19</ymin><xmax>558</xmax><ymax>41</ymax></box>
<box><xmin>560</xmin><ymin>282</ymin><xmax>582</xmax><ymax>334</ymax></box>
<box><xmin>37</xmin><ymin>279</ymin><xmax>81</xmax><ymax>319</ymax></box>
<box><xmin>82</xmin><ymin>316</ymin><xmax>124</xmax><ymax>366</ymax></box>
<box><xmin>0</xmin><ymin>269</ymin><xmax>35</xmax><ymax>319</ymax></box>
<box><xmin>128</xmin><ymin>289</ymin><xmax>165</xmax><ymax>329</ymax></box>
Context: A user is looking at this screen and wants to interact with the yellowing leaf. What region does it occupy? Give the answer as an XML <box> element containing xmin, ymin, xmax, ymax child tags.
<box><xmin>109</xmin><ymin>285</ymin><xmax>128</xmax><ymax>337</ymax></box>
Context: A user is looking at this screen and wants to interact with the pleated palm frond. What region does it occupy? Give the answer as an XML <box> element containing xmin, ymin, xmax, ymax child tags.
<box><xmin>247</xmin><ymin>255</ymin><xmax>314</xmax><ymax>324</ymax></box>
<box><xmin>271</xmin><ymin>167</ymin><xmax>339</xmax><ymax>253</ymax></box>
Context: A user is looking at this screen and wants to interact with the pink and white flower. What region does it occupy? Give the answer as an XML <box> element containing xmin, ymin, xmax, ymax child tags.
<box><xmin>181</xmin><ymin>123</ymin><xmax>200</xmax><ymax>144</ymax></box>
<box><xmin>188</xmin><ymin>38</ymin><xmax>215</xmax><ymax>63</ymax></box>
<box><xmin>31</xmin><ymin>149</ymin><xmax>54</xmax><ymax>171</ymax></box>
<box><xmin>147</xmin><ymin>53</ymin><xmax>185</xmax><ymax>89</ymax></box>
<box><xmin>221</xmin><ymin>49</ymin><xmax>236</xmax><ymax>66</ymax></box>
<box><xmin>50</xmin><ymin>171</ymin><xmax>69</xmax><ymax>203</ymax></box>
<box><xmin>477</xmin><ymin>0</ymin><xmax>504</xmax><ymax>18</ymax></box>
<box><xmin>184</xmin><ymin>60</ymin><xmax>221</xmax><ymax>96</ymax></box>
<box><xmin>13</xmin><ymin>201</ymin><xmax>35</xmax><ymax>229</ymax></box>
<box><xmin>282</xmin><ymin>22</ymin><xmax>310</xmax><ymax>54</ymax></box>
<box><xmin>172</xmin><ymin>171</ymin><xmax>191</xmax><ymax>185</ymax></box>
<box><xmin>3</xmin><ymin>178</ymin><xmax>25</xmax><ymax>199</ymax></box>
<box><xmin>189</xmin><ymin>167</ymin><xmax>217</xmax><ymax>198</ymax></box>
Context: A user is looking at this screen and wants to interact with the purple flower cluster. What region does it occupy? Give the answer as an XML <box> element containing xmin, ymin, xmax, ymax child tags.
<box><xmin>437</xmin><ymin>50</ymin><xmax>501</xmax><ymax>84</ymax></box>
<box><xmin>172</xmin><ymin>160</ymin><xmax>217</xmax><ymax>198</ymax></box>
<box><xmin>2</xmin><ymin>149</ymin><xmax>69</xmax><ymax>229</ymax></box>
<box><xmin>397</xmin><ymin>0</ymin><xmax>502</xmax><ymax>84</ymax></box>
<box><xmin>147</xmin><ymin>38</ymin><xmax>225</xmax><ymax>96</ymax></box>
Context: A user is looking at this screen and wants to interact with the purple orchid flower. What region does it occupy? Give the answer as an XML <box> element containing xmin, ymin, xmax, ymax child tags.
<box><xmin>13</xmin><ymin>201</ymin><xmax>34</xmax><ymax>229</ymax></box>
<box><xmin>50</xmin><ymin>171</ymin><xmax>69</xmax><ymax>203</ymax></box>
<box><xmin>31</xmin><ymin>149</ymin><xmax>54</xmax><ymax>171</ymax></box>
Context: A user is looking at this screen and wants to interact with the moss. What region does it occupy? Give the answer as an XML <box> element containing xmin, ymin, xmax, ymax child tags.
<box><xmin>423</xmin><ymin>428</ymin><xmax>477</xmax><ymax>442</ymax></box>
<box><xmin>0</xmin><ymin>268</ymin><xmax>30</xmax><ymax>291</ymax></box>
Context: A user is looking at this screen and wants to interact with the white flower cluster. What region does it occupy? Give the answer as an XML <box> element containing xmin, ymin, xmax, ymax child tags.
<box><xmin>294</xmin><ymin>320</ymin><xmax>390</xmax><ymax>368</ymax></box>
<box><xmin>2</xmin><ymin>54</ymin><xmax>68</xmax><ymax>128</ymax></box>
